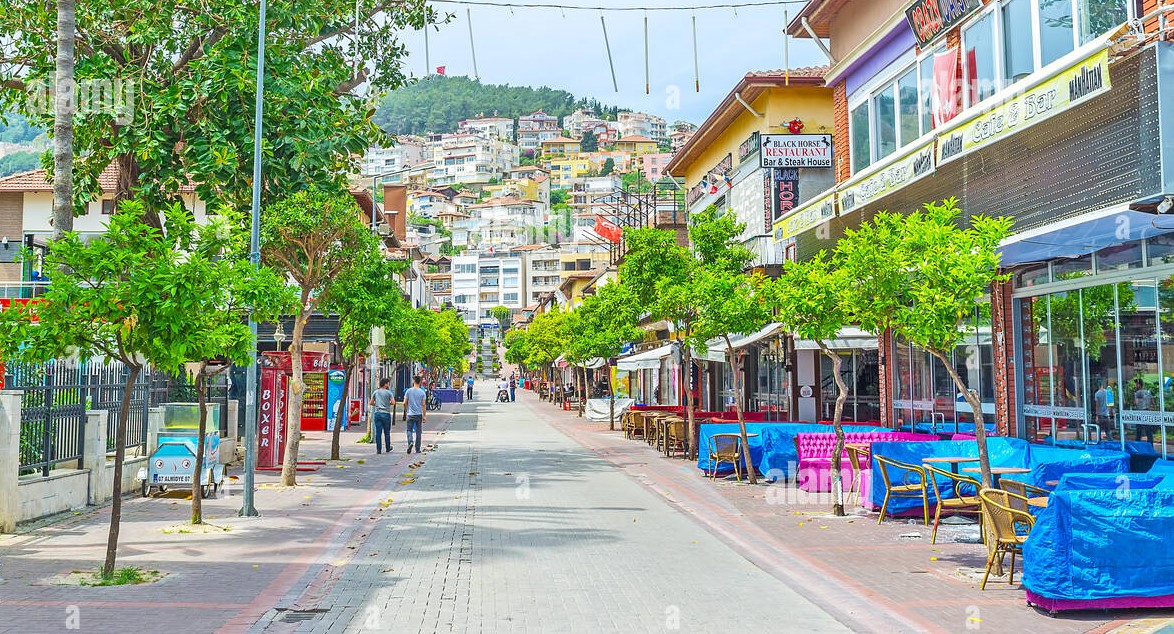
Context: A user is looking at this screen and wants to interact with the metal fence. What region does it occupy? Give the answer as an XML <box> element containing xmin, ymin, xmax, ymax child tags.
<box><xmin>9</xmin><ymin>360</ymin><xmax>232</xmax><ymax>476</ymax></box>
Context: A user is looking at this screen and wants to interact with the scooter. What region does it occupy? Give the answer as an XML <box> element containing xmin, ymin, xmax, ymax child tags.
<box><xmin>496</xmin><ymin>389</ymin><xmax>510</xmax><ymax>403</ymax></box>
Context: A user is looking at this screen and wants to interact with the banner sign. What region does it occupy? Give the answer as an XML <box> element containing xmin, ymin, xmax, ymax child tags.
<box><xmin>760</xmin><ymin>134</ymin><xmax>833</xmax><ymax>168</ymax></box>
<box><xmin>932</xmin><ymin>47</ymin><xmax>962</xmax><ymax>127</ymax></box>
<box><xmin>594</xmin><ymin>216</ymin><xmax>622</xmax><ymax>243</ymax></box>
<box><xmin>1022</xmin><ymin>404</ymin><xmax>1087</xmax><ymax>421</ymax></box>
<box><xmin>771</xmin><ymin>168</ymin><xmax>800</xmax><ymax>224</ymax></box>
<box><xmin>774</xmin><ymin>188</ymin><xmax>835</xmax><ymax>241</ymax></box>
<box><xmin>906</xmin><ymin>0</ymin><xmax>979</xmax><ymax>48</ymax></box>
<box><xmin>937</xmin><ymin>48</ymin><xmax>1110</xmax><ymax>164</ymax></box>
<box><xmin>840</xmin><ymin>140</ymin><xmax>935</xmax><ymax>214</ymax></box>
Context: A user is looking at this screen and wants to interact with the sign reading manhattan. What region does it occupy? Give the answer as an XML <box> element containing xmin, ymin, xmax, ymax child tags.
<box><xmin>937</xmin><ymin>48</ymin><xmax>1110</xmax><ymax>164</ymax></box>
<box><xmin>760</xmin><ymin>134</ymin><xmax>833</xmax><ymax>168</ymax></box>
<box><xmin>839</xmin><ymin>141</ymin><xmax>935</xmax><ymax>214</ymax></box>
<box><xmin>905</xmin><ymin>0</ymin><xmax>978</xmax><ymax>48</ymax></box>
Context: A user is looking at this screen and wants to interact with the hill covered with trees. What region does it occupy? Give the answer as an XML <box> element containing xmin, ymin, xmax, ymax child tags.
<box><xmin>373</xmin><ymin>75</ymin><xmax>622</xmax><ymax>135</ymax></box>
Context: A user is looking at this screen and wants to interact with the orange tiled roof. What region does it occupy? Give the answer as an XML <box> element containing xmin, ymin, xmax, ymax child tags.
<box><xmin>0</xmin><ymin>164</ymin><xmax>197</xmax><ymax>193</ymax></box>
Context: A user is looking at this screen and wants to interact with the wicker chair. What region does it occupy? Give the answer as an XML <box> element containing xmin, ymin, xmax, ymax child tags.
<box><xmin>874</xmin><ymin>455</ymin><xmax>930</xmax><ymax>525</ymax></box>
<box><xmin>924</xmin><ymin>464</ymin><xmax>982</xmax><ymax>544</ymax></box>
<box><xmin>644</xmin><ymin>413</ymin><xmax>665</xmax><ymax>449</ymax></box>
<box><xmin>665</xmin><ymin>418</ymin><xmax>687</xmax><ymax>457</ymax></box>
<box><xmin>979</xmin><ymin>488</ymin><xmax>1035</xmax><ymax>590</ymax></box>
<box><xmin>707</xmin><ymin>434</ymin><xmax>744</xmax><ymax>481</ymax></box>
<box><xmin>845</xmin><ymin>444</ymin><xmax>871</xmax><ymax>506</ymax></box>
<box><xmin>999</xmin><ymin>479</ymin><xmax>1050</xmax><ymax>511</ymax></box>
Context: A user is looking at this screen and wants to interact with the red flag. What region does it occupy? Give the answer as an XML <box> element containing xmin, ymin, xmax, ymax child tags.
<box><xmin>436</xmin><ymin>66</ymin><xmax>446</xmax><ymax>76</ymax></box>
<box><xmin>933</xmin><ymin>47</ymin><xmax>961</xmax><ymax>127</ymax></box>
<box><xmin>594</xmin><ymin>216</ymin><xmax>622</xmax><ymax>243</ymax></box>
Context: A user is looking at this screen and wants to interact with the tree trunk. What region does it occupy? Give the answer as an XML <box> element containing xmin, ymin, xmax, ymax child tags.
<box><xmin>102</xmin><ymin>363</ymin><xmax>141</xmax><ymax>578</ymax></box>
<box><xmin>280</xmin><ymin>306</ymin><xmax>311</xmax><ymax>486</ymax></box>
<box><xmin>726</xmin><ymin>336</ymin><xmax>757</xmax><ymax>485</ymax></box>
<box><xmin>52</xmin><ymin>0</ymin><xmax>76</xmax><ymax>240</ymax></box>
<box><xmin>819</xmin><ymin>343</ymin><xmax>849</xmax><ymax>516</ymax></box>
<box><xmin>331</xmin><ymin>354</ymin><xmax>356</xmax><ymax>461</ymax></box>
<box><xmin>577</xmin><ymin>367</ymin><xmax>585</xmax><ymax>417</ymax></box>
<box><xmin>929</xmin><ymin>348</ymin><xmax>992</xmax><ymax>489</ymax></box>
<box><xmin>609</xmin><ymin>370</ymin><xmax>616</xmax><ymax>431</ymax></box>
<box><xmin>683</xmin><ymin>341</ymin><xmax>697</xmax><ymax>459</ymax></box>
<box><xmin>192</xmin><ymin>364</ymin><xmax>208</xmax><ymax>524</ymax></box>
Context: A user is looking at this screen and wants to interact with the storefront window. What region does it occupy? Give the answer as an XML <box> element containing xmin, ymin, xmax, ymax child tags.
<box><xmin>1119</xmin><ymin>280</ymin><xmax>1159</xmax><ymax>445</ymax></box>
<box><xmin>1015</xmin><ymin>262</ymin><xmax>1051</xmax><ymax>287</ymax></box>
<box><xmin>1079</xmin><ymin>0</ymin><xmax>1128</xmax><ymax>44</ymax></box>
<box><xmin>1095</xmin><ymin>240</ymin><xmax>1143</xmax><ymax>272</ymax></box>
<box><xmin>897</xmin><ymin>69</ymin><xmax>920</xmax><ymax>146</ymax></box>
<box><xmin>875</xmin><ymin>85</ymin><xmax>897</xmax><ymax>160</ymax></box>
<box><xmin>963</xmin><ymin>11</ymin><xmax>998</xmax><ymax>106</ymax></box>
<box><xmin>918</xmin><ymin>56</ymin><xmax>935</xmax><ymax>134</ymax></box>
<box><xmin>1148</xmin><ymin>234</ymin><xmax>1174</xmax><ymax>266</ymax></box>
<box><xmin>1052</xmin><ymin>253</ymin><xmax>1092</xmax><ymax>279</ymax></box>
<box><xmin>820</xmin><ymin>350</ymin><xmax>880</xmax><ymax>423</ymax></box>
<box><xmin>1040</xmin><ymin>0</ymin><xmax>1076</xmax><ymax>65</ymax></box>
<box><xmin>850</xmin><ymin>103</ymin><xmax>871</xmax><ymax>174</ymax></box>
<box><xmin>1002</xmin><ymin>0</ymin><xmax>1035</xmax><ymax>84</ymax></box>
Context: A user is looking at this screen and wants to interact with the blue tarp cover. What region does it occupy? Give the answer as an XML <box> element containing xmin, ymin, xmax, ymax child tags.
<box><xmin>1054</xmin><ymin>472</ymin><xmax>1172</xmax><ymax>492</ymax></box>
<box><xmin>1009</xmin><ymin>446</ymin><xmax>1130</xmax><ymax>489</ymax></box>
<box><xmin>898</xmin><ymin>422</ymin><xmax>997</xmax><ymax>435</ymax></box>
<box><xmin>696</xmin><ymin>423</ymin><xmax>881</xmax><ymax>478</ymax></box>
<box><xmin>1023</xmin><ymin>489</ymin><xmax>1174</xmax><ymax>600</ymax></box>
<box><xmin>1150</xmin><ymin>459</ymin><xmax>1174</xmax><ymax>475</ymax></box>
<box><xmin>868</xmin><ymin>439</ymin><xmax>1030</xmax><ymax>514</ymax></box>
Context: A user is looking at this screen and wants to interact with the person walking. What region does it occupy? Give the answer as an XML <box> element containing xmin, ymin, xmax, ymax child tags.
<box><xmin>466</xmin><ymin>375</ymin><xmax>474</xmax><ymax>400</ymax></box>
<box><xmin>404</xmin><ymin>375</ymin><xmax>427</xmax><ymax>454</ymax></box>
<box><xmin>498</xmin><ymin>375</ymin><xmax>510</xmax><ymax>403</ymax></box>
<box><xmin>370</xmin><ymin>378</ymin><xmax>394</xmax><ymax>454</ymax></box>
<box><xmin>509</xmin><ymin>373</ymin><xmax>517</xmax><ymax>402</ymax></box>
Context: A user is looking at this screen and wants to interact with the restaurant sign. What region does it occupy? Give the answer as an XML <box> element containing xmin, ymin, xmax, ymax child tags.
<box><xmin>937</xmin><ymin>48</ymin><xmax>1110</xmax><ymax>165</ymax></box>
<box><xmin>773</xmin><ymin>188</ymin><xmax>835</xmax><ymax>241</ymax></box>
<box><xmin>905</xmin><ymin>0</ymin><xmax>979</xmax><ymax>48</ymax></box>
<box><xmin>839</xmin><ymin>140</ymin><xmax>935</xmax><ymax>215</ymax></box>
<box><xmin>760</xmin><ymin>134</ymin><xmax>833</xmax><ymax>168</ymax></box>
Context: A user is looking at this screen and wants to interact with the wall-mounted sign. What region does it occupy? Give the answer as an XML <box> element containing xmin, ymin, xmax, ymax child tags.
<box><xmin>906</xmin><ymin>0</ymin><xmax>979</xmax><ymax>49</ymax></box>
<box><xmin>774</xmin><ymin>188</ymin><xmax>835</xmax><ymax>241</ymax></box>
<box><xmin>760</xmin><ymin>134</ymin><xmax>833</xmax><ymax>169</ymax></box>
<box><xmin>687</xmin><ymin>153</ymin><xmax>734</xmax><ymax>206</ymax></box>
<box><xmin>936</xmin><ymin>48</ymin><xmax>1110</xmax><ymax>165</ymax></box>
<box><xmin>840</xmin><ymin>140</ymin><xmax>935</xmax><ymax>214</ymax></box>
<box><xmin>771</xmin><ymin>168</ymin><xmax>800</xmax><ymax>224</ymax></box>
<box><xmin>738</xmin><ymin>131</ymin><xmax>761</xmax><ymax>163</ymax></box>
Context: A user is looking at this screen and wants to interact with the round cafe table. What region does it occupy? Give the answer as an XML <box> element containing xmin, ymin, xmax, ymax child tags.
<box><xmin>962</xmin><ymin>466</ymin><xmax>1031</xmax><ymax>487</ymax></box>
<box><xmin>922</xmin><ymin>456</ymin><xmax>979</xmax><ymax>475</ymax></box>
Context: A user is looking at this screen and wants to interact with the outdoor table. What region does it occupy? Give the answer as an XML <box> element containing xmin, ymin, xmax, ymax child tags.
<box><xmin>1045</xmin><ymin>479</ymin><xmax>1060</xmax><ymax>487</ymax></box>
<box><xmin>923</xmin><ymin>456</ymin><xmax>979</xmax><ymax>475</ymax></box>
<box><xmin>709</xmin><ymin>432</ymin><xmax>760</xmax><ymax>468</ymax></box>
<box><xmin>657</xmin><ymin>417</ymin><xmax>687</xmax><ymax>457</ymax></box>
<box><xmin>962</xmin><ymin>466</ymin><xmax>1031</xmax><ymax>487</ymax></box>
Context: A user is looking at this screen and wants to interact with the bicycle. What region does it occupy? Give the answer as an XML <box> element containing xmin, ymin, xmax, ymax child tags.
<box><xmin>425</xmin><ymin>388</ymin><xmax>441</xmax><ymax>411</ymax></box>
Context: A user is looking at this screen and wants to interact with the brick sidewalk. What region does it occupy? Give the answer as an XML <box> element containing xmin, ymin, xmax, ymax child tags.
<box><xmin>0</xmin><ymin>409</ymin><xmax>457</xmax><ymax>634</ymax></box>
<box><xmin>522</xmin><ymin>391</ymin><xmax>1174</xmax><ymax>634</ymax></box>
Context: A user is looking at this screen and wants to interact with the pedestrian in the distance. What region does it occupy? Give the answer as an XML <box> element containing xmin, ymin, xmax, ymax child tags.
<box><xmin>509</xmin><ymin>374</ymin><xmax>517</xmax><ymax>402</ymax></box>
<box><xmin>404</xmin><ymin>375</ymin><xmax>427</xmax><ymax>454</ymax></box>
<box><xmin>466</xmin><ymin>375</ymin><xmax>474</xmax><ymax>400</ymax></box>
<box><xmin>370</xmin><ymin>378</ymin><xmax>394</xmax><ymax>454</ymax></box>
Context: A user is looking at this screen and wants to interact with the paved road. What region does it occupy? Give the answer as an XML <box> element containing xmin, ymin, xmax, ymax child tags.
<box><xmin>276</xmin><ymin>388</ymin><xmax>851</xmax><ymax>633</ymax></box>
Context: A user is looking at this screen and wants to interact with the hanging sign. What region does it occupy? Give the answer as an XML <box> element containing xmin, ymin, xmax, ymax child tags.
<box><xmin>760</xmin><ymin>134</ymin><xmax>833</xmax><ymax>168</ymax></box>
<box><xmin>840</xmin><ymin>140</ymin><xmax>935</xmax><ymax>214</ymax></box>
<box><xmin>774</xmin><ymin>188</ymin><xmax>835</xmax><ymax>241</ymax></box>
<box><xmin>771</xmin><ymin>168</ymin><xmax>800</xmax><ymax>224</ymax></box>
<box><xmin>906</xmin><ymin>0</ymin><xmax>979</xmax><ymax>48</ymax></box>
<box><xmin>932</xmin><ymin>47</ymin><xmax>962</xmax><ymax>126</ymax></box>
<box><xmin>937</xmin><ymin>48</ymin><xmax>1110</xmax><ymax>164</ymax></box>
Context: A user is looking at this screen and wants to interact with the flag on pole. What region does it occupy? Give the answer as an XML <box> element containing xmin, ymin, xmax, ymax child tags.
<box><xmin>436</xmin><ymin>66</ymin><xmax>446</xmax><ymax>75</ymax></box>
<box><xmin>594</xmin><ymin>216</ymin><xmax>622</xmax><ymax>243</ymax></box>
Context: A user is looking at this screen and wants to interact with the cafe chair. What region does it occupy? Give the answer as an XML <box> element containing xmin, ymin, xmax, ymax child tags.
<box><xmin>623</xmin><ymin>411</ymin><xmax>645</xmax><ymax>440</ymax></box>
<box><xmin>924</xmin><ymin>464</ymin><xmax>982</xmax><ymax>544</ymax></box>
<box><xmin>874</xmin><ymin>455</ymin><xmax>929</xmax><ymax>526</ymax></box>
<box><xmin>999</xmin><ymin>479</ymin><xmax>1050</xmax><ymax>511</ymax></box>
<box><xmin>665</xmin><ymin>418</ymin><xmax>687</xmax><ymax>458</ymax></box>
<box><xmin>707</xmin><ymin>435</ymin><xmax>744</xmax><ymax>482</ymax></box>
<box><xmin>845</xmin><ymin>444</ymin><xmax>871</xmax><ymax>507</ymax></box>
<box><xmin>979</xmin><ymin>488</ymin><xmax>1035</xmax><ymax>590</ymax></box>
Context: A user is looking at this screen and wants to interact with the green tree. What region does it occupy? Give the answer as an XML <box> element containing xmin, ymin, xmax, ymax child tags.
<box><xmin>0</xmin><ymin>151</ymin><xmax>38</xmax><ymax>178</ymax></box>
<box><xmin>261</xmin><ymin>188</ymin><xmax>377</xmax><ymax>486</ymax></box>
<box><xmin>0</xmin><ymin>201</ymin><xmax>246</xmax><ymax>576</ymax></box>
<box><xmin>599</xmin><ymin>157</ymin><xmax>615</xmax><ymax>176</ymax></box>
<box><xmin>563</xmin><ymin>282</ymin><xmax>644</xmax><ymax>427</ymax></box>
<box><xmin>0</xmin><ymin>0</ymin><xmax>431</xmax><ymax>227</ymax></box>
<box><xmin>550</xmin><ymin>188</ymin><xmax>568</xmax><ymax>205</ymax></box>
<box><xmin>490</xmin><ymin>305</ymin><xmax>512</xmax><ymax>332</ymax></box>
<box><xmin>524</xmin><ymin>309</ymin><xmax>568</xmax><ymax>378</ymax></box>
<box><xmin>581</xmin><ymin>129</ymin><xmax>599</xmax><ymax>152</ymax></box>
<box><xmin>320</xmin><ymin>250</ymin><xmax>408</xmax><ymax>459</ymax></box>
<box><xmin>837</xmin><ymin>199</ymin><xmax>1012</xmax><ymax>488</ymax></box>
<box><xmin>769</xmin><ymin>253</ymin><xmax>852</xmax><ymax>514</ymax></box>
<box><xmin>504</xmin><ymin>329</ymin><xmax>532</xmax><ymax>370</ymax></box>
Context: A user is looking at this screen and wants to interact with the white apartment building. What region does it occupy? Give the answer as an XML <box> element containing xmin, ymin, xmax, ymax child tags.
<box><xmin>567</xmin><ymin>175</ymin><xmax>621</xmax><ymax>216</ymax></box>
<box><xmin>427</xmin><ymin>133</ymin><xmax>519</xmax><ymax>188</ymax></box>
<box><xmin>514</xmin><ymin>245</ymin><xmax>561</xmax><ymax>305</ymax></box>
<box><xmin>465</xmin><ymin>197</ymin><xmax>547</xmax><ymax>250</ymax></box>
<box><xmin>617</xmin><ymin>112</ymin><xmax>667</xmax><ymax>143</ymax></box>
<box><xmin>458</xmin><ymin>117</ymin><xmax>515</xmax><ymax>142</ymax></box>
<box><xmin>407</xmin><ymin>190</ymin><xmax>460</xmax><ymax>218</ymax></box>
<box><xmin>450</xmin><ymin>253</ymin><xmax>527</xmax><ymax>326</ymax></box>
<box><xmin>517</xmin><ymin>111</ymin><xmax>561</xmax><ymax>153</ymax></box>
<box><xmin>362</xmin><ymin>140</ymin><xmax>428</xmax><ymax>177</ymax></box>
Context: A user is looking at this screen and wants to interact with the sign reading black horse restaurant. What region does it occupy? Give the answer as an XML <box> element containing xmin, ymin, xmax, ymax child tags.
<box><xmin>905</xmin><ymin>0</ymin><xmax>978</xmax><ymax>48</ymax></box>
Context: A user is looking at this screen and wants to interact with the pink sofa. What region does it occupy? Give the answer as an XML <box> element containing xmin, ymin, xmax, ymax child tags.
<box><xmin>794</xmin><ymin>431</ymin><xmax>940</xmax><ymax>494</ymax></box>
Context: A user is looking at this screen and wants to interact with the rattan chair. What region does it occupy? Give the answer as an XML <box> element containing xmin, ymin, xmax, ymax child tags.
<box><xmin>707</xmin><ymin>434</ymin><xmax>744</xmax><ymax>481</ymax></box>
<box><xmin>924</xmin><ymin>464</ymin><xmax>982</xmax><ymax>544</ymax></box>
<box><xmin>845</xmin><ymin>444</ymin><xmax>871</xmax><ymax>506</ymax></box>
<box><xmin>665</xmin><ymin>418</ymin><xmax>687</xmax><ymax>457</ymax></box>
<box><xmin>623</xmin><ymin>411</ymin><xmax>645</xmax><ymax>440</ymax></box>
<box><xmin>999</xmin><ymin>479</ymin><xmax>1050</xmax><ymax>511</ymax></box>
<box><xmin>979</xmin><ymin>488</ymin><xmax>1035</xmax><ymax>590</ymax></box>
<box><xmin>874</xmin><ymin>455</ymin><xmax>930</xmax><ymax>526</ymax></box>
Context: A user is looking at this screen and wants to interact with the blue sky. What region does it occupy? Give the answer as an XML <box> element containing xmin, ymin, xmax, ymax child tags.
<box><xmin>395</xmin><ymin>0</ymin><xmax>828</xmax><ymax>124</ymax></box>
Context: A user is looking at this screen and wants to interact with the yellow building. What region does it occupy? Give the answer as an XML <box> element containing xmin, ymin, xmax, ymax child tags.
<box><xmin>665</xmin><ymin>67</ymin><xmax>833</xmax><ymax>265</ymax></box>
<box><xmin>613</xmin><ymin>135</ymin><xmax>659</xmax><ymax>156</ymax></box>
<box><xmin>484</xmin><ymin>176</ymin><xmax>550</xmax><ymax>204</ymax></box>
<box><xmin>540</xmin><ymin>136</ymin><xmax>582</xmax><ymax>157</ymax></box>
<box><xmin>547</xmin><ymin>156</ymin><xmax>593</xmax><ymax>188</ymax></box>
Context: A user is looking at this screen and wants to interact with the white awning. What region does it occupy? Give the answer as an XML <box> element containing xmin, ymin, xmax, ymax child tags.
<box><xmin>583</xmin><ymin>357</ymin><xmax>607</xmax><ymax>369</ymax></box>
<box><xmin>695</xmin><ymin>323</ymin><xmax>784</xmax><ymax>363</ymax></box>
<box><xmin>999</xmin><ymin>205</ymin><xmax>1174</xmax><ymax>266</ymax></box>
<box><xmin>793</xmin><ymin>326</ymin><xmax>879</xmax><ymax>351</ymax></box>
<box><xmin>616</xmin><ymin>343</ymin><xmax>678</xmax><ymax>371</ymax></box>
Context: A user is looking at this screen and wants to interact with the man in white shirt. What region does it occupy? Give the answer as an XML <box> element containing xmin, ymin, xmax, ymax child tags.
<box><xmin>403</xmin><ymin>375</ymin><xmax>427</xmax><ymax>454</ymax></box>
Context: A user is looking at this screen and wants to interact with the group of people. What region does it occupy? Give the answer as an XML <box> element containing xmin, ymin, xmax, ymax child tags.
<box><xmin>368</xmin><ymin>375</ymin><xmax>426</xmax><ymax>455</ymax></box>
<box><xmin>463</xmin><ymin>373</ymin><xmax>518</xmax><ymax>402</ymax></box>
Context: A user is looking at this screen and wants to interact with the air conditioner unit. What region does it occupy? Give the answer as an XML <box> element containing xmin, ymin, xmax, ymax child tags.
<box><xmin>376</xmin><ymin>223</ymin><xmax>391</xmax><ymax>236</ymax></box>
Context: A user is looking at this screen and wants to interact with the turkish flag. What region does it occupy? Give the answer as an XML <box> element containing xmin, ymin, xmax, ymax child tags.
<box><xmin>933</xmin><ymin>47</ymin><xmax>961</xmax><ymax>127</ymax></box>
<box><xmin>594</xmin><ymin>216</ymin><xmax>622</xmax><ymax>243</ymax></box>
<box><xmin>436</xmin><ymin>66</ymin><xmax>446</xmax><ymax>75</ymax></box>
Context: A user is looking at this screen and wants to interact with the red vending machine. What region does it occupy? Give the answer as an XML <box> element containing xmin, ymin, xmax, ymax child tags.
<box><xmin>258</xmin><ymin>351</ymin><xmax>331</xmax><ymax>467</ymax></box>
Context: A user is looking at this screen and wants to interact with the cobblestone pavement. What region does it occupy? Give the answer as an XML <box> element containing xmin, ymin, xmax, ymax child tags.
<box><xmin>262</xmin><ymin>387</ymin><xmax>852</xmax><ymax>634</ymax></box>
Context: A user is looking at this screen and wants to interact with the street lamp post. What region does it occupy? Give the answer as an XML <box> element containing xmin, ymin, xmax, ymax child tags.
<box><xmin>240</xmin><ymin>0</ymin><xmax>267</xmax><ymax>519</ymax></box>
